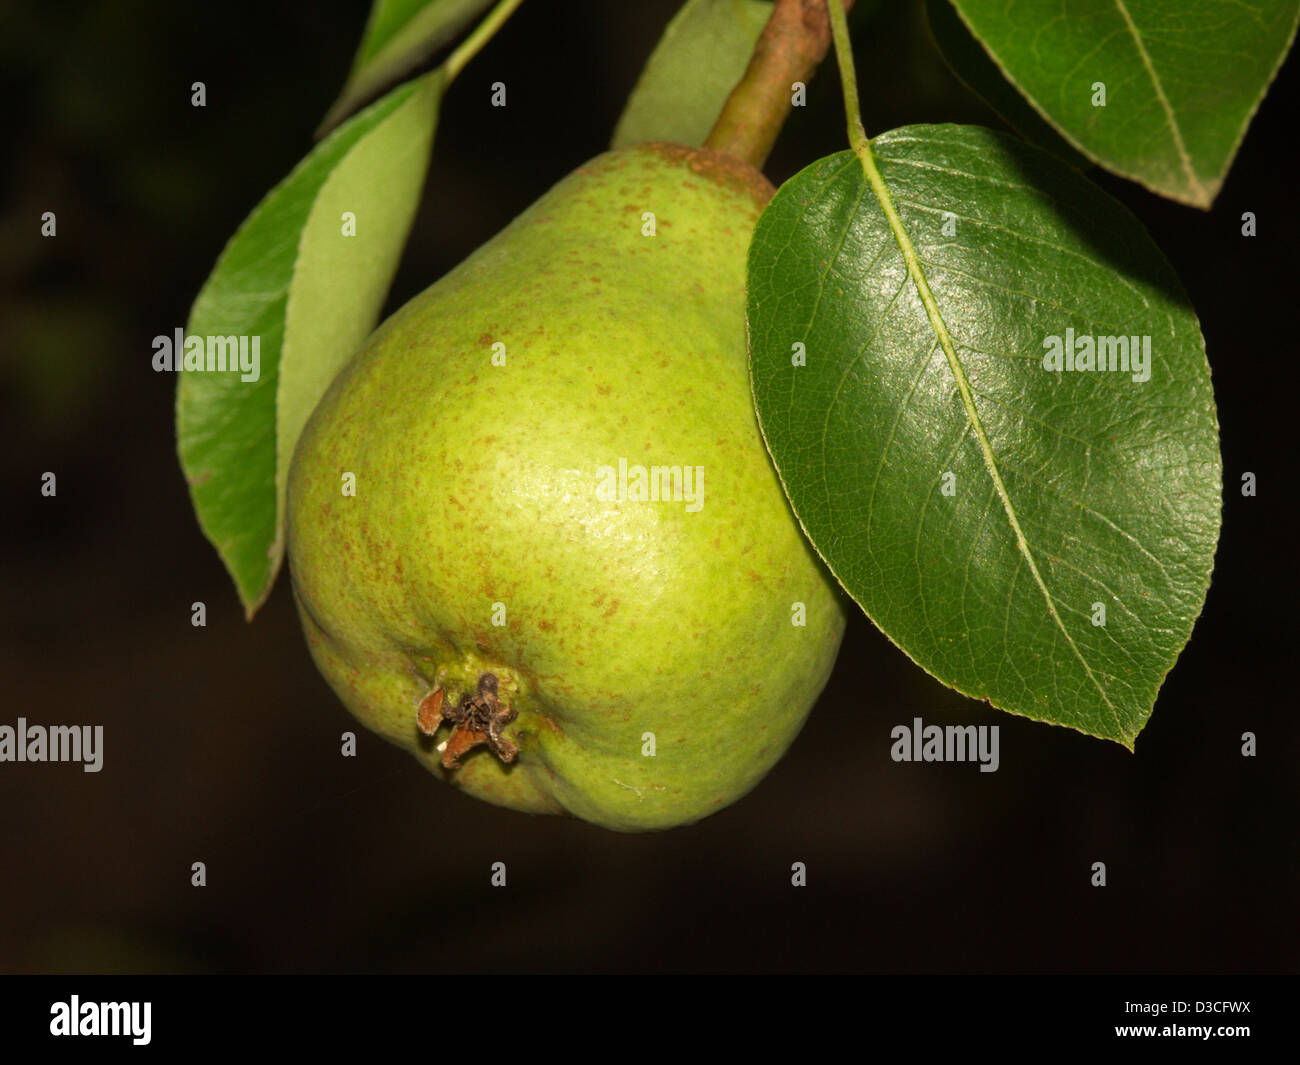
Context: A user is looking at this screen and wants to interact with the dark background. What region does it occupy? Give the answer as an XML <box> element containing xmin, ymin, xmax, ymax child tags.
<box><xmin>1</xmin><ymin>0</ymin><xmax>1295</xmax><ymax>974</ymax></box>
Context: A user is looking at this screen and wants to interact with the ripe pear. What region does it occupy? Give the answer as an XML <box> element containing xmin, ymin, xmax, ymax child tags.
<box><xmin>287</xmin><ymin>142</ymin><xmax>846</xmax><ymax>831</ymax></box>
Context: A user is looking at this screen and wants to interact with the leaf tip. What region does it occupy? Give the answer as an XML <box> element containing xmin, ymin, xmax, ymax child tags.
<box><xmin>238</xmin><ymin>569</ymin><xmax>277</xmax><ymax>623</ymax></box>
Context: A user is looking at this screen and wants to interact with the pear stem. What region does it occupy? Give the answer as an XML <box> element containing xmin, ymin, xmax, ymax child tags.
<box><xmin>704</xmin><ymin>0</ymin><xmax>856</xmax><ymax>169</ymax></box>
<box><xmin>444</xmin><ymin>0</ymin><xmax>527</xmax><ymax>86</ymax></box>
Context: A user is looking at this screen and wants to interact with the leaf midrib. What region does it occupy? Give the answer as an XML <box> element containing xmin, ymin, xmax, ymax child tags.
<box><xmin>847</xmin><ymin>139</ymin><xmax>1124</xmax><ymax>739</ymax></box>
<box><xmin>1113</xmin><ymin>0</ymin><xmax>1207</xmax><ymax>204</ymax></box>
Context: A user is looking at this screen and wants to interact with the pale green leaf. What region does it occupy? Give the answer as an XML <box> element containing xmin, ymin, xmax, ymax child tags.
<box><xmin>178</xmin><ymin>72</ymin><xmax>443</xmax><ymax>616</ymax></box>
<box><xmin>612</xmin><ymin>0</ymin><xmax>772</xmax><ymax>148</ymax></box>
<box><xmin>320</xmin><ymin>0</ymin><xmax>492</xmax><ymax>134</ymax></box>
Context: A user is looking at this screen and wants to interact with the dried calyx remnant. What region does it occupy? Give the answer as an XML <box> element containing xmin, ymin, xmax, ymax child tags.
<box><xmin>417</xmin><ymin>673</ymin><xmax>519</xmax><ymax>770</ymax></box>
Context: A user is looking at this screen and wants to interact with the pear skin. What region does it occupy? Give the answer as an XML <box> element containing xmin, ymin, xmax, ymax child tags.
<box><xmin>287</xmin><ymin>142</ymin><xmax>846</xmax><ymax>831</ymax></box>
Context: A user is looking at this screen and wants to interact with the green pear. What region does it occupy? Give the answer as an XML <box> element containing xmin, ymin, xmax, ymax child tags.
<box><xmin>287</xmin><ymin>142</ymin><xmax>846</xmax><ymax>831</ymax></box>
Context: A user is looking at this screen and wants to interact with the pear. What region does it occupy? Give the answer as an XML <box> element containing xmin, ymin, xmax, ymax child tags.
<box><xmin>287</xmin><ymin>142</ymin><xmax>846</xmax><ymax>831</ymax></box>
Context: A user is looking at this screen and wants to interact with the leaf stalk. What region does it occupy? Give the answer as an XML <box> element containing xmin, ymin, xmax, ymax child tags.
<box><xmin>445</xmin><ymin>0</ymin><xmax>527</xmax><ymax>86</ymax></box>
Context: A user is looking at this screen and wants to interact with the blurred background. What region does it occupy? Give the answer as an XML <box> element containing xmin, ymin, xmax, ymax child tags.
<box><xmin>1</xmin><ymin>0</ymin><xmax>1295</xmax><ymax>973</ymax></box>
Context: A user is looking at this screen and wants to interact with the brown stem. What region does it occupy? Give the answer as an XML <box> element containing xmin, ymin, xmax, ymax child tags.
<box><xmin>705</xmin><ymin>0</ymin><xmax>856</xmax><ymax>169</ymax></box>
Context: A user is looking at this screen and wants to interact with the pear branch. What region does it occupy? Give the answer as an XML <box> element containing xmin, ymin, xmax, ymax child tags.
<box><xmin>704</xmin><ymin>0</ymin><xmax>857</xmax><ymax>169</ymax></box>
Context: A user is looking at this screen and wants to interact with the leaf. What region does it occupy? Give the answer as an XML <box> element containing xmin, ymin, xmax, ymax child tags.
<box><xmin>320</xmin><ymin>0</ymin><xmax>493</xmax><ymax>134</ymax></box>
<box><xmin>611</xmin><ymin>0</ymin><xmax>772</xmax><ymax>149</ymax></box>
<box><xmin>923</xmin><ymin>0</ymin><xmax>1089</xmax><ymax>170</ymax></box>
<box><xmin>747</xmin><ymin>125</ymin><xmax>1221</xmax><ymax>746</ymax></box>
<box><xmin>178</xmin><ymin>71</ymin><xmax>443</xmax><ymax>617</ymax></box>
<box><xmin>943</xmin><ymin>0</ymin><xmax>1299</xmax><ymax>207</ymax></box>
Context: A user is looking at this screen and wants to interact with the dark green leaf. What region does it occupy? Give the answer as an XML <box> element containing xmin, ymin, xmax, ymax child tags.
<box><xmin>747</xmin><ymin>125</ymin><xmax>1221</xmax><ymax>745</ymax></box>
<box><xmin>945</xmin><ymin>0</ymin><xmax>1299</xmax><ymax>207</ymax></box>
<box><xmin>923</xmin><ymin>0</ymin><xmax>1089</xmax><ymax>170</ymax></box>
<box><xmin>320</xmin><ymin>0</ymin><xmax>492</xmax><ymax>134</ymax></box>
<box><xmin>612</xmin><ymin>0</ymin><xmax>771</xmax><ymax>148</ymax></box>
<box><xmin>178</xmin><ymin>72</ymin><xmax>443</xmax><ymax>616</ymax></box>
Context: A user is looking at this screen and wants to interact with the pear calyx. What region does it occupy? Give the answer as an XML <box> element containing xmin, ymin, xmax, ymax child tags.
<box><xmin>416</xmin><ymin>672</ymin><xmax>519</xmax><ymax>770</ymax></box>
